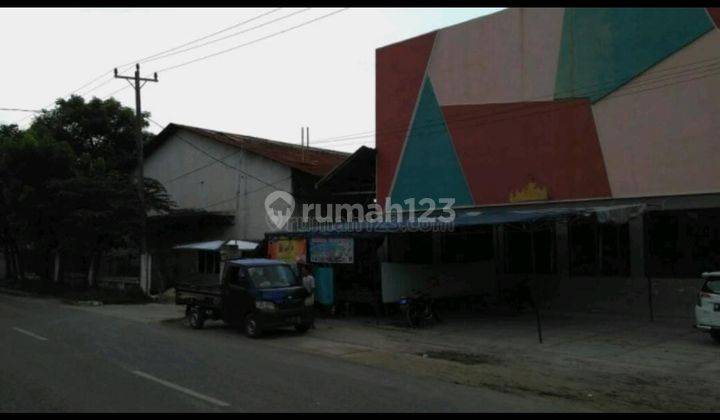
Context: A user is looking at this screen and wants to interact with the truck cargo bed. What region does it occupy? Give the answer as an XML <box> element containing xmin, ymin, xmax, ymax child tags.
<box><xmin>176</xmin><ymin>281</ymin><xmax>223</xmax><ymax>308</ymax></box>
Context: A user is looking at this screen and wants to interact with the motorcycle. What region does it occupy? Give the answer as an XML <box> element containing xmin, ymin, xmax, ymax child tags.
<box><xmin>501</xmin><ymin>277</ymin><xmax>536</xmax><ymax>314</ymax></box>
<box><xmin>397</xmin><ymin>287</ymin><xmax>441</xmax><ymax>328</ymax></box>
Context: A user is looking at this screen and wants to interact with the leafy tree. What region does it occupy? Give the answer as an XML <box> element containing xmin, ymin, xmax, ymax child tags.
<box><xmin>0</xmin><ymin>126</ymin><xmax>75</xmax><ymax>281</ymax></box>
<box><xmin>30</xmin><ymin>95</ymin><xmax>151</xmax><ymax>173</ymax></box>
<box><xmin>1</xmin><ymin>95</ymin><xmax>174</xmax><ymax>287</ymax></box>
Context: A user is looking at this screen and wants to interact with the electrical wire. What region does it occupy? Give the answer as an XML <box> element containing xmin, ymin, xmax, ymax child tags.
<box><xmin>155</xmin><ymin>8</ymin><xmax>349</xmax><ymax>73</ymax></box>
<box><xmin>0</xmin><ymin>108</ymin><xmax>42</xmax><ymax>113</ymax></box>
<box><xmin>11</xmin><ymin>8</ymin><xmax>286</xmax><ymax>125</ymax></box>
<box><xmin>146</xmin><ymin>117</ymin><xmax>295</xmax><ymax>194</ymax></box>
<box><xmin>119</xmin><ymin>8</ymin><xmax>284</xmax><ymax>69</ymax></box>
<box><xmin>140</xmin><ymin>8</ymin><xmax>311</xmax><ymax>66</ymax></box>
<box><xmin>310</xmin><ymin>56</ymin><xmax>720</xmax><ymax>146</ymax></box>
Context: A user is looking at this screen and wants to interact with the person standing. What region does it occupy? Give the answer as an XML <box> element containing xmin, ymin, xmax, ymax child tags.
<box><xmin>301</xmin><ymin>263</ymin><xmax>316</xmax><ymax>329</ymax></box>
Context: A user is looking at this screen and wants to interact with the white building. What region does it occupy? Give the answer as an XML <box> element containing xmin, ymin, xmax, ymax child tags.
<box><xmin>131</xmin><ymin>123</ymin><xmax>349</xmax><ymax>293</ymax></box>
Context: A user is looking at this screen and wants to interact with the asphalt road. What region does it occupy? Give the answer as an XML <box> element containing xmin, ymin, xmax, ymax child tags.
<box><xmin>0</xmin><ymin>293</ymin><xmax>574</xmax><ymax>412</ymax></box>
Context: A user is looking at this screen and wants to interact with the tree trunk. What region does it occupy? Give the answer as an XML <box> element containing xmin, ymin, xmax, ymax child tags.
<box><xmin>87</xmin><ymin>254</ymin><xmax>97</xmax><ymax>288</ymax></box>
<box><xmin>12</xmin><ymin>242</ymin><xmax>24</xmax><ymax>281</ymax></box>
<box><xmin>2</xmin><ymin>245</ymin><xmax>11</xmax><ymax>280</ymax></box>
<box><xmin>53</xmin><ymin>250</ymin><xmax>61</xmax><ymax>284</ymax></box>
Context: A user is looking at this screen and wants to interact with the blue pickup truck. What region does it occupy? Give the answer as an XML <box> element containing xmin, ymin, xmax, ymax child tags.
<box><xmin>176</xmin><ymin>258</ymin><xmax>314</xmax><ymax>338</ymax></box>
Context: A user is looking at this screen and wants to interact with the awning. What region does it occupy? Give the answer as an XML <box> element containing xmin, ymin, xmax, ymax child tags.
<box><xmin>173</xmin><ymin>240</ymin><xmax>258</xmax><ymax>251</ymax></box>
<box><xmin>269</xmin><ymin>204</ymin><xmax>646</xmax><ymax>237</ymax></box>
<box><xmin>453</xmin><ymin>203</ymin><xmax>645</xmax><ymax>227</ymax></box>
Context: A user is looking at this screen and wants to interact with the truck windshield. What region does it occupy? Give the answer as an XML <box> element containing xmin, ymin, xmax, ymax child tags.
<box><xmin>247</xmin><ymin>265</ymin><xmax>298</xmax><ymax>289</ymax></box>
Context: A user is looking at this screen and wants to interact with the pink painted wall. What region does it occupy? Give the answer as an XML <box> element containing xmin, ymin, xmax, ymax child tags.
<box><xmin>428</xmin><ymin>8</ymin><xmax>564</xmax><ymax>106</ymax></box>
<box><xmin>591</xmin><ymin>30</ymin><xmax>720</xmax><ymax>197</ymax></box>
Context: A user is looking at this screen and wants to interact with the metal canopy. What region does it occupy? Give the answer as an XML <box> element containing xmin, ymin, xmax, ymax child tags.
<box><xmin>272</xmin><ymin>204</ymin><xmax>646</xmax><ymax>237</ymax></box>
<box><xmin>453</xmin><ymin>203</ymin><xmax>645</xmax><ymax>227</ymax></box>
<box><xmin>173</xmin><ymin>240</ymin><xmax>258</xmax><ymax>251</ymax></box>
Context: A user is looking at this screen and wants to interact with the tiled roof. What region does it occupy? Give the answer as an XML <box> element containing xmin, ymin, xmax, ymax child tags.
<box><xmin>147</xmin><ymin>123</ymin><xmax>350</xmax><ymax>177</ymax></box>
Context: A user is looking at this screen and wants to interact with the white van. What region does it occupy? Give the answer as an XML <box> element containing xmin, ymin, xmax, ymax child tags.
<box><xmin>695</xmin><ymin>272</ymin><xmax>720</xmax><ymax>343</ymax></box>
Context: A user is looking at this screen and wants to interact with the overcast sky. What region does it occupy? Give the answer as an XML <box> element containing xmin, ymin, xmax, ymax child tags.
<box><xmin>0</xmin><ymin>7</ymin><xmax>503</xmax><ymax>153</ymax></box>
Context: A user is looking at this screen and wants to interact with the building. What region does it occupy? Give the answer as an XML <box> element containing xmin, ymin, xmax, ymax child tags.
<box><xmin>136</xmin><ymin>123</ymin><xmax>349</xmax><ymax>293</ymax></box>
<box><xmin>372</xmin><ymin>7</ymin><xmax>720</xmax><ymax>318</ymax></box>
<box><xmin>265</xmin><ymin>146</ymin><xmax>381</xmax><ymax>314</ymax></box>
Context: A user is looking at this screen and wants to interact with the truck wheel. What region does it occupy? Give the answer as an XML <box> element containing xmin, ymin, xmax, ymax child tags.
<box><xmin>188</xmin><ymin>306</ymin><xmax>205</xmax><ymax>330</ymax></box>
<box><xmin>711</xmin><ymin>330</ymin><xmax>720</xmax><ymax>344</ymax></box>
<box><xmin>243</xmin><ymin>314</ymin><xmax>262</xmax><ymax>338</ymax></box>
<box><xmin>294</xmin><ymin>323</ymin><xmax>310</xmax><ymax>333</ymax></box>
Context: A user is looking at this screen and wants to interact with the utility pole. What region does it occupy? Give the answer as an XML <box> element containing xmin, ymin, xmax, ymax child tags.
<box><xmin>114</xmin><ymin>64</ymin><xmax>158</xmax><ymax>294</ymax></box>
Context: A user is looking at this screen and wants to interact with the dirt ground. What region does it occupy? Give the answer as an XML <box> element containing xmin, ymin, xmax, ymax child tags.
<box><xmin>309</xmin><ymin>312</ymin><xmax>720</xmax><ymax>412</ymax></box>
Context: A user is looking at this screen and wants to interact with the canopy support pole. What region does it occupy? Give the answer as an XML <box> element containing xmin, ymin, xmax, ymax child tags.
<box><xmin>647</xmin><ymin>276</ymin><xmax>655</xmax><ymax>322</ymax></box>
<box><xmin>531</xmin><ymin>229</ymin><xmax>543</xmax><ymax>344</ymax></box>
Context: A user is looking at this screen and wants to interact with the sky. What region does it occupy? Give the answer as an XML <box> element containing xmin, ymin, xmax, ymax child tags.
<box><xmin>0</xmin><ymin>7</ymin><xmax>504</xmax><ymax>153</ymax></box>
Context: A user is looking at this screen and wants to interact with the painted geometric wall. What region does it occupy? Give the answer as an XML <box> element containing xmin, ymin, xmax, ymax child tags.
<box><xmin>376</xmin><ymin>7</ymin><xmax>720</xmax><ymax>208</ymax></box>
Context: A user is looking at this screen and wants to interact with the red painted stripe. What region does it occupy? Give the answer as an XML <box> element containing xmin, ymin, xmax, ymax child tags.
<box><xmin>375</xmin><ymin>32</ymin><xmax>437</xmax><ymax>204</ymax></box>
<box><xmin>441</xmin><ymin>100</ymin><xmax>612</xmax><ymax>205</ymax></box>
<box><xmin>707</xmin><ymin>8</ymin><xmax>720</xmax><ymax>28</ymax></box>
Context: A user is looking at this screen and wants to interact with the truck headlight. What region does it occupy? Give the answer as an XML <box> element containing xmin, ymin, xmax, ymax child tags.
<box><xmin>255</xmin><ymin>301</ymin><xmax>277</xmax><ymax>312</ymax></box>
<box><xmin>304</xmin><ymin>297</ymin><xmax>314</xmax><ymax>306</ymax></box>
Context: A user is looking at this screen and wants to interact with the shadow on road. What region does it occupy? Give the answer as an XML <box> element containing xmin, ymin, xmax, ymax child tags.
<box><xmin>159</xmin><ymin>316</ymin><xmax>308</xmax><ymax>340</ymax></box>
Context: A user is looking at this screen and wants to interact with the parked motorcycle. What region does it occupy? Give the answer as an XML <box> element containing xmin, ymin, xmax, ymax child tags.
<box><xmin>501</xmin><ymin>277</ymin><xmax>536</xmax><ymax>314</ymax></box>
<box><xmin>397</xmin><ymin>287</ymin><xmax>441</xmax><ymax>328</ymax></box>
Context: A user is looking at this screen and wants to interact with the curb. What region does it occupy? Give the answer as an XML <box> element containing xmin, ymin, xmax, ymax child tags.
<box><xmin>62</xmin><ymin>299</ymin><xmax>104</xmax><ymax>307</ymax></box>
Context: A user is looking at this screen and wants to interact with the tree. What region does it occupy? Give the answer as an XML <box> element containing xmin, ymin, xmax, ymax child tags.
<box><xmin>0</xmin><ymin>95</ymin><xmax>174</xmax><ymax>287</ymax></box>
<box><xmin>30</xmin><ymin>95</ymin><xmax>149</xmax><ymax>173</ymax></box>
<box><xmin>0</xmin><ymin>126</ymin><xmax>75</xmax><ymax>281</ymax></box>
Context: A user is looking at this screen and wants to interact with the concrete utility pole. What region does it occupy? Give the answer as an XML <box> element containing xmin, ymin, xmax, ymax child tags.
<box><xmin>114</xmin><ymin>64</ymin><xmax>158</xmax><ymax>293</ymax></box>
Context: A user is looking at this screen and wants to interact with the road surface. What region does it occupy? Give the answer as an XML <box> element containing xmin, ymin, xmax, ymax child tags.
<box><xmin>0</xmin><ymin>293</ymin><xmax>580</xmax><ymax>412</ymax></box>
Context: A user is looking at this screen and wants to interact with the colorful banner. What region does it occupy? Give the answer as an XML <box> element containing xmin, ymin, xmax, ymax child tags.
<box><xmin>268</xmin><ymin>238</ymin><xmax>307</xmax><ymax>264</ymax></box>
<box><xmin>310</xmin><ymin>237</ymin><xmax>354</xmax><ymax>264</ymax></box>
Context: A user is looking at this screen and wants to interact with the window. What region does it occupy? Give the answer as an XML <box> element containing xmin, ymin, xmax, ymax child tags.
<box><xmin>703</xmin><ymin>278</ymin><xmax>720</xmax><ymax>294</ymax></box>
<box><xmin>504</xmin><ymin>224</ymin><xmax>556</xmax><ymax>275</ymax></box>
<box><xmin>647</xmin><ymin>209</ymin><xmax>720</xmax><ymax>278</ymax></box>
<box><xmin>569</xmin><ymin>218</ymin><xmax>629</xmax><ymax>277</ymax></box>
<box><xmin>247</xmin><ymin>265</ymin><xmax>298</xmax><ymax>289</ymax></box>
<box><xmin>440</xmin><ymin>228</ymin><xmax>494</xmax><ymax>263</ymax></box>
<box><xmin>388</xmin><ymin>233</ymin><xmax>433</xmax><ymax>264</ymax></box>
<box><xmin>197</xmin><ymin>251</ymin><xmax>220</xmax><ymax>274</ymax></box>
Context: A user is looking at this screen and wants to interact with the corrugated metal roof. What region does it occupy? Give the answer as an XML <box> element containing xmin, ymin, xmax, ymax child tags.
<box><xmin>147</xmin><ymin>123</ymin><xmax>350</xmax><ymax>177</ymax></box>
<box><xmin>173</xmin><ymin>240</ymin><xmax>258</xmax><ymax>251</ymax></box>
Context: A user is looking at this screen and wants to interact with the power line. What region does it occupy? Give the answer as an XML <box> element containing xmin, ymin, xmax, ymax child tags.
<box><xmin>310</xmin><ymin>56</ymin><xmax>720</xmax><ymax>146</ymax></box>
<box><xmin>141</xmin><ymin>8</ymin><xmax>311</xmax><ymax>66</ymax></box>
<box><xmin>0</xmin><ymin>107</ymin><xmax>42</xmax><ymax>113</ymax></box>
<box><xmin>48</xmin><ymin>43</ymin><xmax>720</xmax><ymax>143</ymax></box>
<box><xmin>12</xmin><ymin>8</ymin><xmax>286</xmax><ymax>125</ymax></box>
<box><xmin>120</xmin><ymin>8</ymin><xmax>284</xmax><ymax>69</ymax></box>
<box><xmin>156</xmin><ymin>8</ymin><xmax>349</xmax><ymax>73</ymax></box>
<box><xmin>71</xmin><ymin>10</ymin><xmax>288</xmax><ymax>99</ymax></box>
<box><xmin>313</xmin><ymin>58</ymin><xmax>720</xmax><ymax>145</ymax></box>
<box><xmin>88</xmin><ymin>9</ymin><xmax>315</xmax><ymax>102</ymax></box>
<box><xmin>145</xmin><ymin>51</ymin><xmax>720</xmax><ymax>182</ymax></box>
<box><xmin>146</xmin><ymin>117</ymin><xmax>295</xmax><ymax>195</ymax></box>
<box><xmin>53</xmin><ymin>8</ymin><xmax>334</xmax><ymax>105</ymax></box>
<box><xmin>203</xmin><ymin>174</ymin><xmax>293</xmax><ymax>211</ymax></box>
<box><xmin>76</xmin><ymin>9</ymin><xmax>287</xmax><ymax>98</ymax></box>
<box><xmin>103</xmin><ymin>85</ymin><xmax>132</xmax><ymax>100</ymax></box>
<box><xmin>163</xmin><ymin>149</ymin><xmax>242</xmax><ymax>184</ymax></box>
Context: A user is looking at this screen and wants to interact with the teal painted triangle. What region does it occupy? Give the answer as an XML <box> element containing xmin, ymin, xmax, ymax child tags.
<box><xmin>390</xmin><ymin>77</ymin><xmax>473</xmax><ymax>209</ymax></box>
<box><xmin>555</xmin><ymin>8</ymin><xmax>714</xmax><ymax>103</ymax></box>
